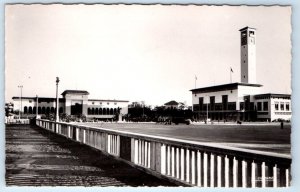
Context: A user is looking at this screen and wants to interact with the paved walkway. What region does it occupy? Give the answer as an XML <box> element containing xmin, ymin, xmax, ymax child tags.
<box><xmin>5</xmin><ymin>124</ymin><xmax>176</xmax><ymax>186</ymax></box>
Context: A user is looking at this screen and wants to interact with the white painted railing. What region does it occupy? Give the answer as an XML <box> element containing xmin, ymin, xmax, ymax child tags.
<box><xmin>36</xmin><ymin>119</ymin><xmax>291</xmax><ymax>187</ymax></box>
<box><xmin>5</xmin><ymin>118</ymin><xmax>30</xmax><ymax>124</ymax></box>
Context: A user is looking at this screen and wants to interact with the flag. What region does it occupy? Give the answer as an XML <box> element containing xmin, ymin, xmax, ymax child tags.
<box><xmin>230</xmin><ymin>67</ymin><xmax>234</xmax><ymax>73</ymax></box>
<box><xmin>195</xmin><ymin>75</ymin><xmax>197</xmax><ymax>80</ymax></box>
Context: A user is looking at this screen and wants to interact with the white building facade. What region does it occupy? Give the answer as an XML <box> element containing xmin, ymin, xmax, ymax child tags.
<box><xmin>190</xmin><ymin>26</ymin><xmax>291</xmax><ymax>122</ymax></box>
<box><xmin>12</xmin><ymin>90</ymin><xmax>129</xmax><ymax>120</ymax></box>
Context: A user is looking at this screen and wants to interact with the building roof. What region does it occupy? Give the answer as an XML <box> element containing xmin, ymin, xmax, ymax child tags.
<box><xmin>239</xmin><ymin>26</ymin><xmax>257</xmax><ymax>31</ymax></box>
<box><xmin>254</xmin><ymin>93</ymin><xmax>291</xmax><ymax>99</ymax></box>
<box><xmin>61</xmin><ymin>90</ymin><xmax>89</xmax><ymax>96</ymax></box>
<box><xmin>164</xmin><ymin>100</ymin><xmax>179</xmax><ymax>106</ymax></box>
<box><xmin>12</xmin><ymin>97</ymin><xmax>65</xmax><ymax>102</ymax></box>
<box><xmin>190</xmin><ymin>82</ymin><xmax>262</xmax><ymax>93</ymax></box>
<box><xmin>89</xmin><ymin>99</ymin><xmax>129</xmax><ymax>103</ymax></box>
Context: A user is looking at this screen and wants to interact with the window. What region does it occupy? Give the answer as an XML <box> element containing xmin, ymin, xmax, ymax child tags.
<box><xmin>257</xmin><ymin>102</ymin><xmax>262</xmax><ymax>111</ymax></box>
<box><xmin>263</xmin><ymin>102</ymin><xmax>268</xmax><ymax>111</ymax></box>
<box><xmin>222</xmin><ymin>95</ymin><xmax>228</xmax><ymax>110</ymax></box>
<box><xmin>107</xmin><ymin>102</ymin><xmax>110</xmax><ymax>105</ymax></box>
<box><xmin>100</xmin><ymin>102</ymin><xmax>102</xmax><ymax>105</ymax></box>
<box><xmin>114</xmin><ymin>102</ymin><xmax>117</xmax><ymax>105</ymax></box>
<box><xmin>24</xmin><ymin>106</ymin><xmax>28</xmax><ymax>114</ymax></box>
<box><xmin>240</xmin><ymin>102</ymin><xmax>244</xmax><ymax>110</ymax></box>
<box><xmin>286</xmin><ymin>103</ymin><xmax>290</xmax><ymax>111</ymax></box>
<box><xmin>29</xmin><ymin>100</ymin><xmax>32</xmax><ymax>103</ymax></box>
<box><xmin>199</xmin><ymin>97</ymin><xmax>204</xmax><ymax>111</ymax></box>
<box><xmin>280</xmin><ymin>102</ymin><xmax>284</xmax><ymax>111</ymax></box>
<box><xmin>275</xmin><ymin>102</ymin><xmax>279</xmax><ymax>111</ymax></box>
<box><xmin>210</xmin><ymin>96</ymin><xmax>215</xmax><ymax>111</ymax></box>
<box><xmin>92</xmin><ymin>102</ymin><xmax>94</xmax><ymax>105</ymax></box>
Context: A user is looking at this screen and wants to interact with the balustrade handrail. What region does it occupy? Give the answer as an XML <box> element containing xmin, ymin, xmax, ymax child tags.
<box><xmin>37</xmin><ymin>119</ymin><xmax>291</xmax><ymax>167</ymax></box>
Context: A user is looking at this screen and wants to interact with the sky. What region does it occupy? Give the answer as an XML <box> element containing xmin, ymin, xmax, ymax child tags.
<box><xmin>5</xmin><ymin>4</ymin><xmax>291</xmax><ymax>106</ymax></box>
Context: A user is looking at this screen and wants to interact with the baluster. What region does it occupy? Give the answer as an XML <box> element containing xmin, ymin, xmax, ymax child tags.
<box><xmin>134</xmin><ymin>139</ymin><xmax>138</xmax><ymax>164</ymax></box>
<box><xmin>161</xmin><ymin>144</ymin><xmax>166</xmax><ymax>175</ymax></box>
<box><xmin>233</xmin><ymin>157</ymin><xmax>239</xmax><ymax>187</ymax></box>
<box><xmin>262</xmin><ymin>162</ymin><xmax>266</xmax><ymax>187</ymax></box>
<box><xmin>286</xmin><ymin>168</ymin><xmax>290</xmax><ymax>187</ymax></box>
<box><xmin>147</xmin><ymin>141</ymin><xmax>150</xmax><ymax>168</ymax></box>
<box><xmin>196</xmin><ymin>150</ymin><xmax>202</xmax><ymax>187</ymax></box>
<box><xmin>171</xmin><ymin>147</ymin><xmax>175</xmax><ymax>177</ymax></box>
<box><xmin>180</xmin><ymin>148</ymin><xmax>185</xmax><ymax>181</ymax></box>
<box><xmin>166</xmin><ymin>145</ymin><xmax>170</xmax><ymax>175</ymax></box>
<box><xmin>117</xmin><ymin>135</ymin><xmax>120</xmax><ymax>156</ymax></box>
<box><xmin>225</xmin><ymin>155</ymin><xmax>229</xmax><ymax>187</ymax></box>
<box><xmin>191</xmin><ymin>150</ymin><xmax>195</xmax><ymax>185</ymax></box>
<box><xmin>203</xmin><ymin>152</ymin><xmax>208</xmax><ymax>187</ymax></box>
<box><xmin>241</xmin><ymin>160</ymin><xmax>247</xmax><ymax>188</ymax></box>
<box><xmin>186</xmin><ymin>149</ymin><xmax>190</xmax><ymax>183</ymax></box>
<box><xmin>176</xmin><ymin>147</ymin><xmax>180</xmax><ymax>179</ymax></box>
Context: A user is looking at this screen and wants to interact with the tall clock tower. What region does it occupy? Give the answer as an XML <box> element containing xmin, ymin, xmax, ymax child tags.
<box><xmin>239</xmin><ymin>26</ymin><xmax>256</xmax><ymax>84</ymax></box>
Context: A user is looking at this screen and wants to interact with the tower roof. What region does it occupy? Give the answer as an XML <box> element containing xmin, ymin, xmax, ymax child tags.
<box><xmin>61</xmin><ymin>90</ymin><xmax>89</xmax><ymax>96</ymax></box>
<box><xmin>239</xmin><ymin>26</ymin><xmax>256</xmax><ymax>31</ymax></box>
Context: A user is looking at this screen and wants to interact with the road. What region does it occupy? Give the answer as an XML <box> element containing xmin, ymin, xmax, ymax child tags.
<box><xmin>5</xmin><ymin>124</ymin><xmax>177</xmax><ymax>186</ymax></box>
<box><xmin>76</xmin><ymin>122</ymin><xmax>291</xmax><ymax>155</ymax></box>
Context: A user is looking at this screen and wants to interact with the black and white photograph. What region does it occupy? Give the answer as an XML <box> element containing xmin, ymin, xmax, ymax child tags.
<box><xmin>4</xmin><ymin>3</ymin><xmax>292</xmax><ymax>187</ymax></box>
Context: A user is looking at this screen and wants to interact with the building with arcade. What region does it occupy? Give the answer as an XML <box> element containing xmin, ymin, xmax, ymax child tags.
<box><xmin>12</xmin><ymin>90</ymin><xmax>129</xmax><ymax>121</ymax></box>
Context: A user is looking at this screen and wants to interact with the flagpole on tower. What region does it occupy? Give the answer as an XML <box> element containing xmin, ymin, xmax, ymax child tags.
<box><xmin>195</xmin><ymin>75</ymin><xmax>197</xmax><ymax>88</ymax></box>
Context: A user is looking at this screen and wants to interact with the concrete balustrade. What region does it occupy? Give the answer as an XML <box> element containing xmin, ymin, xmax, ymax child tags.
<box><xmin>36</xmin><ymin>119</ymin><xmax>291</xmax><ymax>187</ymax></box>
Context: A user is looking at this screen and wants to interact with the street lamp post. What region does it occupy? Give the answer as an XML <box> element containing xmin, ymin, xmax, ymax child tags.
<box><xmin>18</xmin><ymin>85</ymin><xmax>23</xmax><ymax>119</ymax></box>
<box><xmin>56</xmin><ymin>77</ymin><xmax>60</xmax><ymax>122</ymax></box>
<box><xmin>36</xmin><ymin>95</ymin><xmax>39</xmax><ymax>118</ymax></box>
<box><xmin>206</xmin><ymin>96</ymin><xmax>208</xmax><ymax>123</ymax></box>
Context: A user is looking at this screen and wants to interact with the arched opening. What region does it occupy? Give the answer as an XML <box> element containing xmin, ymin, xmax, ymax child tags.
<box><xmin>46</xmin><ymin>107</ymin><xmax>50</xmax><ymax>114</ymax></box>
<box><xmin>24</xmin><ymin>106</ymin><xmax>28</xmax><ymax>114</ymax></box>
<box><xmin>110</xmin><ymin>108</ymin><xmax>114</xmax><ymax>115</ymax></box>
<box><xmin>88</xmin><ymin>108</ymin><xmax>91</xmax><ymax>115</ymax></box>
<box><xmin>33</xmin><ymin>107</ymin><xmax>36</xmax><ymax>114</ymax></box>
<box><xmin>113</xmin><ymin>108</ymin><xmax>117</xmax><ymax>114</ymax></box>
<box><xmin>29</xmin><ymin>107</ymin><xmax>33</xmax><ymax>114</ymax></box>
<box><xmin>91</xmin><ymin>108</ymin><xmax>95</xmax><ymax>115</ymax></box>
<box><xmin>103</xmin><ymin>108</ymin><xmax>106</xmax><ymax>115</ymax></box>
<box><xmin>50</xmin><ymin>107</ymin><xmax>55</xmax><ymax>113</ymax></box>
<box><xmin>41</xmin><ymin>107</ymin><xmax>46</xmax><ymax>114</ymax></box>
<box><xmin>59</xmin><ymin>107</ymin><xmax>63</xmax><ymax>114</ymax></box>
<box><xmin>99</xmin><ymin>108</ymin><xmax>103</xmax><ymax>115</ymax></box>
<box><xmin>95</xmin><ymin>108</ymin><xmax>99</xmax><ymax>115</ymax></box>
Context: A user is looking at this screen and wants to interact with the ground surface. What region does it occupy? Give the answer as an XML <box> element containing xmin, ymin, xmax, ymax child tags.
<box><xmin>5</xmin><ymin>124</ymin><xmax>177</xmax><ymax>186</ymax></box>
<box><xmin>76</xmin><ymin>122</ymin><xmax>291</xmax><ymax>155</ymax></box>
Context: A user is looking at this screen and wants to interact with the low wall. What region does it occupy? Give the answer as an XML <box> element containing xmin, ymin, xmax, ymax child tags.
<box><xmin>36</xmin><ymin>119</ymin><xmax>291</xmax><ymax>187</ymax></box>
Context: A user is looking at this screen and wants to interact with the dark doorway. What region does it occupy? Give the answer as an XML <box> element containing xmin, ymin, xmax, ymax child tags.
<box><xmin>71</xmin><ymin>103</ymin><xmax>82</xmax><ymax>115</ymax></box>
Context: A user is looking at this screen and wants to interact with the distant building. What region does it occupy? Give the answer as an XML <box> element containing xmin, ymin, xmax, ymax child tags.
<box><xmin>164</xmin><ymin>100</ymin><xmax>188</xmax><ymax>110</ymax></box>
<box><xmin>12</xmin><ymin>90</ymin><xmax>129</xmax><ymax>120</ymax></box>
<box><xmin>190</xmin><ymin>27</ymin><xmax>291</xmax><ymax>122</ymax></box>
<box><xmin>164</xmin><ymin>100</ymin><xmax>180</xmax><ymax>109</ymax></box>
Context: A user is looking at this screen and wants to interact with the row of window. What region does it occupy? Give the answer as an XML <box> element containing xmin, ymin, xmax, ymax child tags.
<box><xmin>256</xmin><ymin>102</ymin><xmax>268</xmax><ymax>111</ymax></box>
<box><xmin>23</xmin><ymin>106</ymin><xmax>64</xmax><ymax>114</ymax></box>
<box><xmin>275</xmin><ymin>102</ymin><xmax>290</xmax><ymax>111</ymax></box>
<box><xmin>87</xmin><ymin>108</ymin><xmax>119</xmax><ymax>115</ymax></box>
